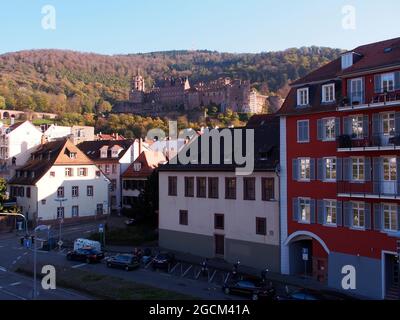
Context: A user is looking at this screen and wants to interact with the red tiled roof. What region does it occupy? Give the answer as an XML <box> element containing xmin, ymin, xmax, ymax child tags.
<box><xmin>122</xmin><ymin>151</ymin><xmax>166</xmax><ymax>178</ymax></box>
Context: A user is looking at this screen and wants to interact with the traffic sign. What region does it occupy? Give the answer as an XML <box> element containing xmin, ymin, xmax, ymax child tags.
<box><xmin>58</xmin><ymin>240</ymin><xmax>63</xmax><ymax>247</ymax></box>
<box><xmin>99</xmin><ymin>224</ymin><xmax>104</xmax><ymax>233</ymax></box>
<box><xmin>302</xmin><ymin>248</ymin><xmax>309</xmax><ymax>261</ymax></box>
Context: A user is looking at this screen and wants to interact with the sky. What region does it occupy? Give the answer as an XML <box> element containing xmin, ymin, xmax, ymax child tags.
<box><xmin>0</xmin><ymin>0</ymin><xmax>399</xmax><ymax>55</ymax></box>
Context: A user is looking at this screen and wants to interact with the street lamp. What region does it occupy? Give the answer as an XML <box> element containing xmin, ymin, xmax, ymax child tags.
<box><xmin>54</xmin><ymin>198</ymin><xmax>67</xmax><ymax>251</ymax></box>
<box><xmin>33</xmin><ymin>224</ymin><xmax>50</xmax><ymax>300</ymax></box>
<box><xmin>0</xmin><ymin>211</ymin><xmax>28</xmax><ymax>236</ymax></box>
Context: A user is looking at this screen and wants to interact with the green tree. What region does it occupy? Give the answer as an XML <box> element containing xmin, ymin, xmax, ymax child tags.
<box><xmin>96</xmin><ymin>100</ymin><xmax>113</xmax><ymax>114</ymax></box>
<box><xmin>0</xmin><ymin>96</ymin><xmax>6</xmax><ymax>109</ymax></box>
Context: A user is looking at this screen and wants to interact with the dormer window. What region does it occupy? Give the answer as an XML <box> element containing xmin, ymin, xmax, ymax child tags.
<box><xmin>133</xmin><ymin>163</ymin><xmax>142</xmax><ymax>172</ymax></box>
<box><xmin>297</xmin><ymin>88</ymin><xmax>309</xmax><ymax>107</ymax></box>
<box><xmin>322</xmin><ymin>84</ymin><xmax>335</xmax><ymax>103</ymax></box>
<box><xmin>69</xmin><ymin>152</ymin><xmax>77</xmax><ymax>159</ymax></box>
<box><xmin>341</xmin><ymin>52</ymin><xmax>354</xmax><ymax>69</ymax></box>
<box><xmin>100</xmin><ymin>146</ymin><xmax>108</xmax><ymax>159</ymax></box>
<box><xmin>111</xmin><ymin>147</ymin><xmax>121</xmax><ymax>158</ymax></box>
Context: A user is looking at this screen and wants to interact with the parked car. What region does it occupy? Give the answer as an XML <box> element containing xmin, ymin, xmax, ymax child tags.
<box><xmin>125</xmin><ymin>219</ymin><xmax>136</xmax><ymax>227</ymax></box>
<box><xmin>66</xmin><ymin>247</ymin><xmax>104</xmax><ymax>264</ymax></box>
<box><xmin>152</xmin><ymin>252</ymin><xmax>175</xmax><ymax>270</ymax></box>
<box><xmin>74</xmin><ymin>238</ymin><xmax>102</xmax><ymax>252</ymax></box>
<box><xmin>223</xmin><ymin>278</ymin><xmax>276</xmax><ymax>301</ymax></box>
<box><xmin>106</xmin><ymin>254</ymin><xmax>140</xmax><ymax>271</ymax></box>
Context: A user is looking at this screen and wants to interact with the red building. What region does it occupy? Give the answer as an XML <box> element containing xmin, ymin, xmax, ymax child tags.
<box><xmin>279</xmin><ymin>37</ymin><xmax>400</xmax><ymax>299</ymax></box>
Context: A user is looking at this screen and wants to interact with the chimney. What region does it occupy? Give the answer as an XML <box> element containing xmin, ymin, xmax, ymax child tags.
<box><xmin>41</xmin><ymin>135</ymin><xmax>47</xmax><ymax>145</ymax></box>
<box><xmin>116</xmin><ymin>133</ymin><xmax>119</xmax><ymax>140</ymax></box>
<box><xmin>10</xmin><ymin>117</ymin><xmax>15</xmax><ymax>126</ymax></box>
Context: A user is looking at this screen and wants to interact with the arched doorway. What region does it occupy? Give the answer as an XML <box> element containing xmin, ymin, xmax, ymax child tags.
<box><xmin>284</xmin><ymin>231</ymin><xmax>330</xmax><ymax>283</ymax></box>
<box><xmin>2</xmin><ymin>112</ymin><xmax>10</xmax><ymax>119</ymax></box>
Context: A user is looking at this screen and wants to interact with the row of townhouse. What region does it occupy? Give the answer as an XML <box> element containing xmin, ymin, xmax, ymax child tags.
<box><xmin>158</xmin><ymin>37</ymin><xmax>400</xmax><ymax>300</ymax></box>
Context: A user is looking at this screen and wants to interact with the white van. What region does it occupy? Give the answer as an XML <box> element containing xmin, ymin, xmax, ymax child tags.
<box><xmin>73</xmin><ymin>238</ymin><xmax>102</xmax><ymax>252</ymax></box>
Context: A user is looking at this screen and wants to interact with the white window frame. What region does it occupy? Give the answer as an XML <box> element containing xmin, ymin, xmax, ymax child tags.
<box><xmin>299</xmin><ymin>198</ymin><xmax>311</xmax><ymax>224</ymax></box>
<box><xmin>72</xmin><ymin>186</ymin><xmax>79</xmax><ymax>197</ymax></box>
<box><xmin>382</xmin><ymin>112</ymin><xmax>395</xmax><ymax>137</ymax></box>
<box><xmin>322</xmin><ymin>84</ymin><xmax>335</xmax><ymax>103</ymax></box>
<box><xmin>297</xmin><ymin>120</ymin><xmax>310</xmax><ymax>143</ymax></box>
<box><xmin>297</xmin><ymin>88</ymin><xmax>309</xmax><ymax>106</ymax></box>
<box><xmin>383</xmin><ymin>203</ymin><xmax>398</xmax><ymax>232</ymax></box>
<box><xmin>383</xmin><ymin>157</ymin><xmax>397</xmax><ymax>182</ymax></box>
<box><xmin>341</xmin><ymin>53</ymin><xmax>353</xmax><ymax>69</ymax></box>
<box><xmin>324</xmin><ymin>157</ymin><xmax>337</xmax><ymax>182</ymax></box>
<box><xmin>72</xmin><ymin>205</ymin><xmax>79</xmax><ymax>218</ymax></box>
<box><xmin>325</xmin><ymin>200</ymin><xmax>337</xmax><ymax>226</ymax></box>
<box><xmin>351</xmin><ymin>157</ymin><xmax>365</xmax><ymax>182</ymax></box>
<box><xmin>323</xmin><ymin>117</ymin><xmax>336</xmax><ymax>141</ymax></box>
<box><xmin>352</xmin><ymin>202</ymin><xmax>365</xmax><ymax>229</ymax></box>
<box><xmin>299</xmin><ymin>158</ymin><xmax>311</xmax><ymax>181</ymax></box>
<box><xmin>351</xmin><ymin>115</ymin><xmax>364</xmax><ymax>139</ymax></box>
<box><xmin>57</xmin><ymin>207</ymin><xmax>65</xmax><ymax>219</ymax></box>
<box><xmin>381</xmin><ymin>73</ymin><xmax>395</xmax><ymax>92</ymax></box>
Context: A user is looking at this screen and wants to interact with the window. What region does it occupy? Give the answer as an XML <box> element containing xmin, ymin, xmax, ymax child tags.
<box><xmin>112</xmin><ymin>164</ymin><xmax>117</xmax><ymax>174</ymax></box>
<box><xmin>96</xmin><ymin>204</ymin><xmax>104</xmax><ymax>215</ymax></box>
<box><xmin>225</xmin><ymin>177</ymin><xmax>237</xmax><ymax>199</ymax></box>
<box><xmin>184</xmin><ymin>177</ymin><xmax>194</xmax><ymax>197</ymax></box>
<box><xmin>382</xmin><ymin>73</ymin><xmax>395</xmax><ymax>92</ymax></box>
<box><xmin>100</xmin><ymin>148</ymin><xmax>108</xmax><ymax>158</ymax></box>
<box><xmin>323</xmin><ymin>118</ymin><xmax>336</xmax><ymax>141</ymax></box>
<box><xmin>299</xmin><ymin>198</ymin><xmax>311</xmax><ymax>223</ymax></box>
<box><xmin>111</xmin><ymin>179</ymin><xmax>117</xmax><ymax>192</ymax></box>
<box><xmin>50</xmin><ymin>171</ymin><xmax>55</xmax><ymax>177</ymax></box>
<box><xmin>299</xmin><ymin>158</ymin><xmax>311</xmax><ymax>181</ymax></box>
<box><xmin>382</xmin><ymin>113</ymin><xmax>395</xmax><ymax>136</ymax></box>
<box><xmin>350</xmin><ymin>78</ymin><xmax>364</xmax><ymax>104</ymax></box>
<box><xmin>72</xmin><ymin>186</ymin><xmax>79</xmax><ymax>197</ymax></box>
<box><xmin>69</xmin><ymin>152</ymin><xmax>77</xmax><ymax>159</ymax></box>
<box><xmin>65</xmin><ymin>168</ymin><xmax>73</xmax><ymax>177</ymax></box>
<box><xmin>352</xmin><ymin>157</ymin><xmax>365</xmax><ymax>181</ymax></box>
<box><xmin>325</xmin><ymin>200</ymin><xmax>337</xmax><ymax>225</ymax></box>
<box><xmin>57</xmin><ymin>207</ymin><xmax>64</xmax><ymax>219</ymax></box>
<box><xmin>322</xmin><ymin>84</ymin><xmax>335</xmax><ymax>103</ymax></box>
<box><xmin>196</xmin><ymin>177</ymin><xmax>207</xmax><ymax>198</ymax></box>
<box><xmin>262</xmin><ymin>178</ymin><xmax>275</xmax><ymax>201</ymax></box>
<box><xmin>208</xmin><ymin>178</ymin><xmax>219</xmax><ymax>199</ymax></box>
<box><xmin>57</xmin><ymin>187</ymin><xmax>64</xmax><ymax>198</ymax></box>
<box><xmin>341</xmin><ymin>53</ymin><xmax>353</xmax><ymax>69</ymax></box>
<box><xmin>383</xmin><ymin>157</ymin><xmax>397</xmax><ymax>181</ymax></box>
<box><xmin>256</xmin><ymin>217</ymin><xmax>267</xmax><ymax>235</ymax></box>
<box><xmin>297</xmin><ymin>88</ymin><xmax>309</xmax><ymax>106</ymax></box>
<box><xmin>72</xmin><ymin>206</ymin><xmax>79</xmax><ymax>217</ymax></box>
<box><xmin>179</xmin><ymin>210</ymin><xmax>188</xmax><ymax>226</ymax></box>
<box><xmin>325</xmin><ymin>158</ymin><xmax>337</xmax><ymax>181</ymax></box>
<box><xmin>214</xmin><ymin>214</ymin><xmax>225</xmax><ymax>230</ymax></box>
<box><xmin>95</xmin><ymin>170</ymin><xmax>101</xmax><ymax>177</ymax></box>
<box><xmin>243</xmin><ymin>177</ymin><xmax>256</xmax><ymax>200</ymax></box>
<box><xmin>87</xmin><ymin>186</ymin><xmax>94</xmax><ymax>197</ymax></box>
<box><xmin>297</xmin><ymin>120</ymin><xmax>309</xmax><ymax>143</ymax></box>
<box><xmin>383</xmin><ymin>204</ymin><xmax>398</xmax><ymax>232</ymax></box>
<box><xmin>26</xmin><ymin>187</ymin><xmax>31</xmax><ymax>198</ymax></box>
<box><xmin>105</xmin><ymin>164</ymin><xmax>110</xmax><ymax>174</ymax></box>
<box><xmin>78</xmin><ymin>168</ymin><xmax>87</xmax><ymax>177</ymax></box>
<box><xmin>168</xmin><ymin>176</ymin><xmax>177</xmax><ymax>196</ymax></box>
<box><xmin>352</xmin><ymin>202</ymin><xmax>365</xmax><ymax>229</ymax></box>
<box><xmin>351</xmin><ymin>115</ymin><xmax>364</xmax><ymax>139</ymax></box>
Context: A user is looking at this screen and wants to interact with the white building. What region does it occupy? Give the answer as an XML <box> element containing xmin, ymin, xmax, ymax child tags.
<box><xmin>8</xmin><ymin>139</ymin><xmax>110</xmax><ymax>223</ymax></box>
<box><xmin>0</xmin><ymin>121</ymin><xmax>43</xmax><ymax>180</ymax></box>
<box><xmin>41</xmin><ymin>124</ymin><xmax>95</xmax><ymax>145</ymax></box>
<box><xmin>158</xmin><ymin>117</ymin><xmax>281</xmax><ymax>272</ymax></box>
<box><xmin>78</xmin><ymin>139</ymin><xmax>141</xmax><ymax>214</ymax></box>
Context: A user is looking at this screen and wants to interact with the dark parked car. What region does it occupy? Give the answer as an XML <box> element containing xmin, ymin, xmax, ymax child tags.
<box><xmin>152</xmin><ymin>252</ymin><xmax>175</xmax><ymax>270</ymax></box>
<box><xmin>106</xmin><ymin>254</ymin><xmax>140</xmax><ymax>271</ymax></box>
<box><xmin>223</xmin><ymin>278</ymin><xmax>276</xmax><ymax>301</ymax></box>
<box><xmin>124</xmin><ymin>219</ymin><xmax>136</xmax><ymax>226</ymax></box>
<box><xmin>66</xmin><ymin>248</ymin><xmax>104</xmax><ymax>263</ymax></box>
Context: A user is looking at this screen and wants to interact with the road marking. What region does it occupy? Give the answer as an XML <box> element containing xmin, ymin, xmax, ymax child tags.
<box><xmin>0</xmin><ymin>245</ymin><xmax>5</xmax><ymax>248</ymax></box>
<box><xmin>84</xmin><ymin>230</ymin><xmax>92</xmax><ymax>234</ymax></box>
<box><xmin>208</xmin><ymin>270</ymin><xmax>217</xmax><ymax>283</ymax></box>
<box><xmin>17</xmin><ymin>256</ymin><xmax>21</xmax><ymax>261</ymax></box>
<box><xmin>9</xmin><ymin>282</ymin><xmax>21</xmax><ymax>287</ymax></box>
<box><xmin>12</xmin><ymin>261</ymin><xmax>17</xmax><ymax>265</ymax></box>
<box><xmin>0</xmin><ymin>266</ymin><xmax>6</xmax><ymax>272</ymax></box>
<box><xmin>182</xmin><ymin>265</ymin><xmax>193</xmax><ymax>278</ymax></box>
<box><xmin>71</xmin><ymin>263</ymin><xmax>87</xmax><ymax>269</ymax></box>
<box><xmin>23</xmin><ymin>252</ymin><xmax>28</xmax><ymax>256</ymax></box>
<box><xmin>0</xmin><ymin>288</ymin><xmax>27</xmax><ymax>300</ymax></box>
<box><xmin>169</xmin><ymin>262</ymin><xmax>180</xmax><ymax>273</ymax></box>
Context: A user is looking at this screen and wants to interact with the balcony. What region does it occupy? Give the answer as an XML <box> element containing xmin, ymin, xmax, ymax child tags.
<box><xmin>338</xmin><ymin>180</ymin><xmax>400</xmax><ymax>200</ymax></box>
<box><xmin>338</xmin><ymin>91</ymin><xmax>400</xmax><ymax>112</ymax></box>
<box><xmin>337</xmin><ymin>133</ymin><xmax>400</xmax><ymax>152</ymax></box>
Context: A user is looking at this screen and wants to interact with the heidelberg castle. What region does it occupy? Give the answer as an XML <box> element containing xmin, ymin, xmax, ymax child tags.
<box><xmin>113</xmin><ymin>74</ymin><xmax>270</xmax><ymax>115</ymax></box>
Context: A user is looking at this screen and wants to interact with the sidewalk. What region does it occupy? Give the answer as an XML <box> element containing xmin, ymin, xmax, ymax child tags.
<box><xmin>104</xmin><ymin>244</ymin><xmax>367</xmax><ymax>300</ymax></box>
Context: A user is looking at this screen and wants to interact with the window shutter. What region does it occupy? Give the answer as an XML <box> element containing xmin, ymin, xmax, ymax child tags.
<box><xmin>373</xmin><ymin>157</ymin><xmax>382</xmax><ymax>194</ymax></box>
<box><xmin>317</xmin><ymin>159</ymin><xmax>324</xmax><ymax>181</ymax></box>
<box><xmin>317</xmin><ymin>119</ymin><xmax>324</xmax><ymax>140</ymax></box>
<box><xmin>292</xmin><ymin>159</ymin><xmax>299</xmax><ymax>181</ymax></box>
<box><xmin>343</xmin><ymin>158</ymin><xmax>351</xmax><ymax>181</ymax></box>
<box><xmin>304</xmin><ymin>122</ymin><xmax>309</xmax><ymax>141</ymax></box>
<box><xmin>347</xmin><ymin>79</ymin><xmax>352</xmax><ymax>98</ymax></box>
<box><xmin>336</xmin><ymin>201</ymin><xmax>343</xmax><ymax>226</ymax></box>
<box><xmin>365</xmin><ymin>203</ymin><xmax>371</xmax><ymax>230</ymax></box>
<box><xmin>372</xmin><ymin>114</ymin><xmax>381</xmax><ymax>144</ymax></box>
<box><xmin>344</xmin><ymin>202</ymin><xmax>352</xmax><ymax>227</ymax></box>
<box><xmin>365</xmin><ymin>157</ymin><xmax>371</xmax><ymax>181</ymax></box>
<box><xmin>344</xmin><ymin>117</ymin><xmax>351</xmax><ymax>135</ymax></box>
<box><xmin>337</xmin><ymin>158</ymin><xmax>343</xmax><ymax>181</ymax></box>
<box><xmin>363</xmin><ymin>115</ymin><xmax>369</xmax><ymax>138</ymax></box>
<box><xmin>373</xmin><ymin>203</ymin><xmax>382</xmax><ymax>231</ymax></box>
<box><xmin>310</xmin><ymin>199</ymin><xmax>316</xmax><ymax>224</ymax></box>
<box><xmin>397</xmin><ymin>205</ymin><xmax>400</xmax><ymax>231</ymax></box>
<box><xmin>395</xmin><ymin>112</ymin><xmax>400</xmax><ymax>135</ymax></box>
<box><xmin>292</xmin><ymin>198</ymin><xmax>299</xmax><ymax>222</ymax></box>
<box><xmin>374</xmin><ymin>74</ymin><xmax>382</xmax><ymax>93</ymax></box>
<box><xmin>397</xmin><ymin>157</ymin><xmax>400</xmax><ymax>196</ymax></box>
<box><xmin>361</xmin><ymin>77</ymin><xmax>365</xmax><ymax>104</ymax></box>
<box><xmin>310</xmin><ymin>158</ymin><xmax>315</xmax><ymax>180</ymax></box>
<box><xmin>395</xmin><ymin>71</ymin><xmax>400</xmax><ymax>91</ymax></box>
<box><xmin>335</xmin><ymin>118</ymin><xmax>341</xmax><ymax>137</ymax></box>
<box><xmin>317</xmin><ymin>200</ymin><xmax>324</xmax><ymax>224</ymax></box>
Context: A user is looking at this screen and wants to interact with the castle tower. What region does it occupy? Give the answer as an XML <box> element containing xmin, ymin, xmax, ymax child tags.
<box><xmin>129</xmin><ymin>70</ymin><xmax>145</xmax><ymax>103</ymax></box>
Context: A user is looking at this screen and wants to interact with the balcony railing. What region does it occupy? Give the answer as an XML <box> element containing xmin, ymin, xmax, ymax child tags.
<box><xmin>338</xmin><ymin>180</ymin><xmax>400</xmax><ymax>199</ymax></box>
<box><xmin>339</xmin><ymin>90</ymin><xmax>400</xmax><ymax>110</ymax></box>
<box><xmin>337</xmin><ymin>133</ymin><xmax>400</xmax><ymax>150</ymax></box>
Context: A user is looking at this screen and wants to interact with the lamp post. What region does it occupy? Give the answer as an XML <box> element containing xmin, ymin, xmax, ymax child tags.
<box><xmin>54</xmin><ymin>198</ymin><xmax>67</xmax><ymax>251</ymax></box>
<box><xmin>0</xmin><ymin>212</ymin><xmax>28</xmax><ymax>236</ymax></box>
<box><xmin>33</xmin><ymin>224</ymin><xmax>50</xmax><ymax>300</ymax></box>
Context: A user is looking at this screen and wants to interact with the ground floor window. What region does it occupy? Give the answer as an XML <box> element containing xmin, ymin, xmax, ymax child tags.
<box><xmin>72</xmin><ymin>205</ymin><xmax>79</xmax><ymax>217</ymax></box>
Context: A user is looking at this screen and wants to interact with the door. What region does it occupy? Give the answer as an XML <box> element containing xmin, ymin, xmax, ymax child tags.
<box><xmin>382</xmin><ymin>157</ymin><xmax>397</xmax><ymax>195</ymax></box>
<box><xmin>214</xmin><ymin>234</ymin><xmax>225</xmax><ymax>257</ymax></box>
<box><xmin>313</xmin><ymin>258</ymin><xmax>328</xmax><ymax>283</ymax></box>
